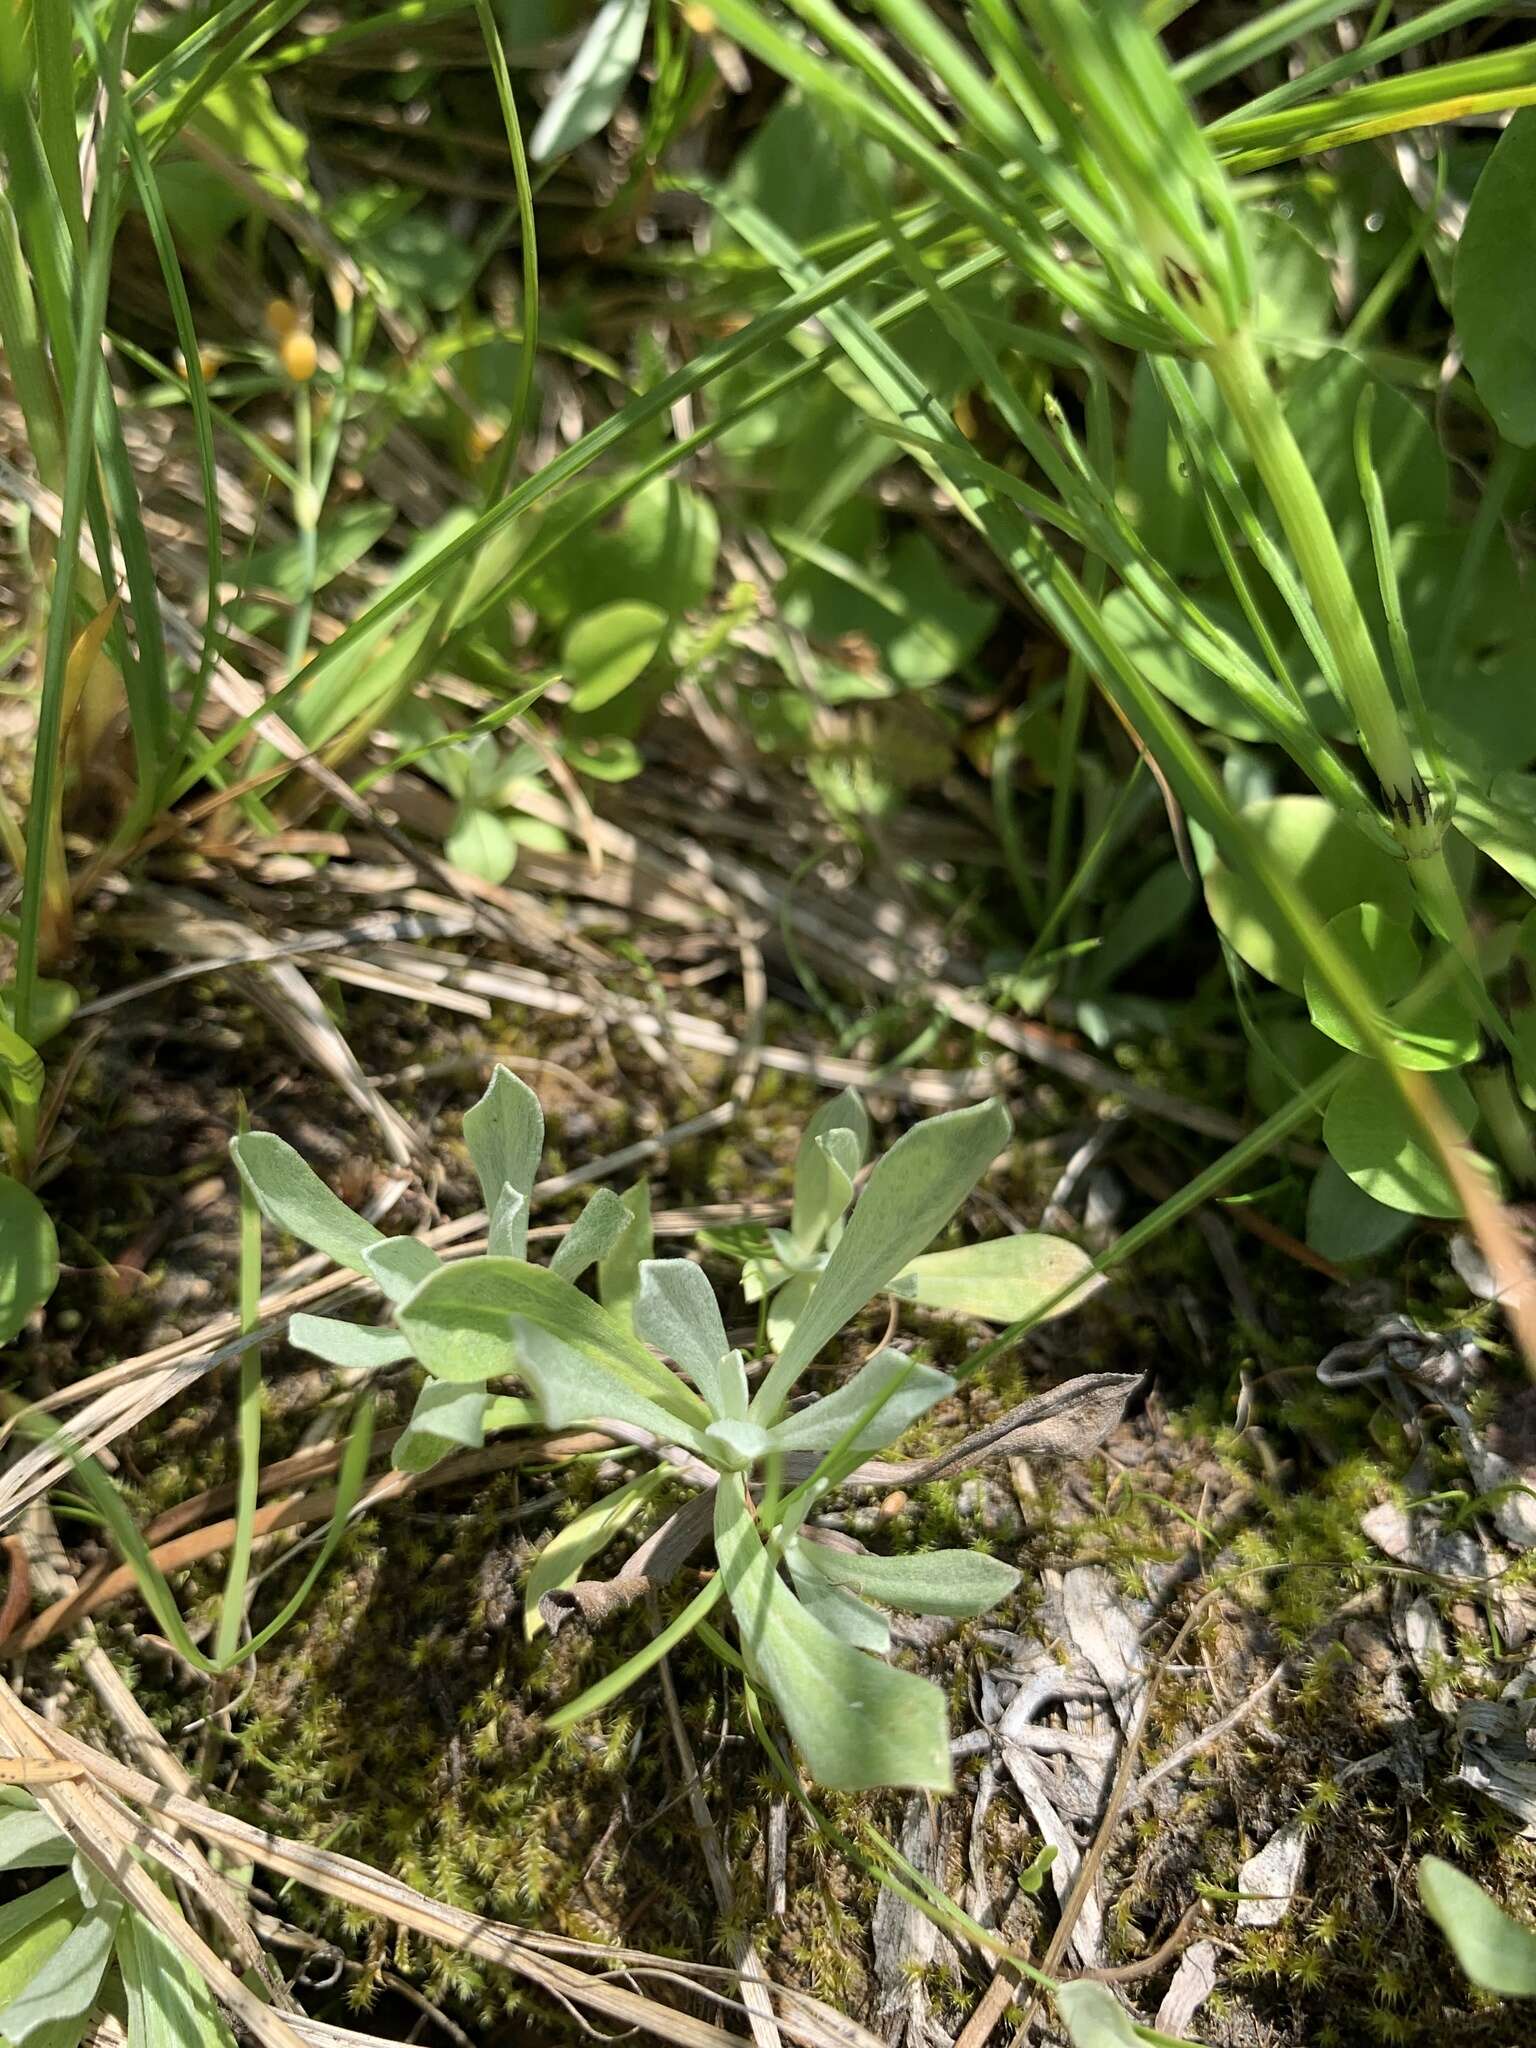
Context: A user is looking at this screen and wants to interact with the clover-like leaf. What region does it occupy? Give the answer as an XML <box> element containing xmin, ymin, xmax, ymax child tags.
<box><xmin>1324</xmin><ymin>1062</ymin><xmax>1492</xmax><ymax>1217</ymax></box>
<box><xmin>766</xmin><ymin>1347</ymin><xmax>954</xmax><ymax>1458</ymax></box>
<box><xmin>752</xmin><ymin>1098</ymin><xmax>1010</xmax><ymax>1420</ymax></box>
<box><xmin>231</xmin><ymin>1131</ymin><xmax>383</xmax><ymax>1274</ymax></box>
<box><xmin>1304</xmin><ymin>905</ymin><xmax>1479</xmax><ymax>1070</ymax></box>
<box><xmin>714</xmin><ymin>1475</ymin><xmax>951</xmax><ymax>1791</ymax></box>
<box><xmin>462</xmin><ymin>1067</ymin><xmax>543</xmax><ymax>1255</ymax></box>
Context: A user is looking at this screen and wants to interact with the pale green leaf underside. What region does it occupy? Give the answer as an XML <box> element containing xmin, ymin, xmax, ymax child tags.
<box><xmin>635</xmin><ymin>1258</ymin><xmax>733</xmax><ymax>1412</ymax></box>
<box><xmin>791</xmin><ymin>1537</ymin><xmax>1020</xmax><ymax>1616</ymax></box>
<box><xmin>391</xmin><ymin>1380</ymin><xmax>488</xmax><ymax>1473</ymax></box>
<box><xmin>462</xmin><ymin>1067</ymin><xmax>543</xmax><ymax>1256</ymax></box>
<box><xmin>550</xmin><ymin>1187</ymin><xmax>630</xmax><ymax>1283</ymax></box>
<box><xmin>766</xmin><ymin>1348</ymin><xmax>954</xmax><ymax>1457</ymax></box>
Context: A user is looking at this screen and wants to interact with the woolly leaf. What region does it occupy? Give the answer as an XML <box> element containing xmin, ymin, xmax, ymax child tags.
<box><xmin>231</xmin><ymin>1132</ymin><xmax>382</xmax><ymax>1274</ymax></box>
<box><xmin>462</xmin><ymin>1067</ymin><xmax>543</xmax><ymax>1253</ymax></box>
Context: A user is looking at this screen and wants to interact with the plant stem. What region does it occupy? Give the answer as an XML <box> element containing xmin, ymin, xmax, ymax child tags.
<box><xmin>1206</xmin><ymin>329</ymin><xmax>1423</xmax><ymax>829</ymax></box>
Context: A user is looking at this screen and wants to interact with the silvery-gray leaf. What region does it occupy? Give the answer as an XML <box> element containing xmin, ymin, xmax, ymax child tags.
<box><xmin>787</xmin><ymin>1563</ymin><xmax>891</xmax><ymax>1653</ymax></box>
<box><xmin>791</xmin><ymin>1087</ymin><xmax>869</xmax><ymax>1248</ymax></box>
<box><xmin>752</xmin><ymin>1097</ymin><xmax>1010</xmax><ymax>1422</ymax></box>
<box><xmin>489</xmin><ymin>1182</ymin><xmax>525</xmax><ymax>1259</ymax></box>
<box><xmin>231</xmin><ymin>1131</ymin><xmax>382</xmax><ymax>1274</ymax></box>
<box><xmin>791</xmin><ymin>1538</ymin><xmax>1019</xmax><ymax>1617</ymax></box>
<box><xmin>462</xmin><ymin>1066</ymin><xmax>542</xmax><ymax>1253</ymax></box>
<box><xmin>392</xmin><ymin>1381</ymin><xmax>489</xmax><ymax>1474</ymax></box>
<box><xmin>766</xmin><ymin>1349</ymin><xmax>954</xmax><ymax>1458</ymax></box>
<box><xmin>364</xmin><ymin>1235</ymin><xmax>441</xmax><ymax>1305</ymax></box>
<box><xmin>288</xmin><ymin>1315</ymin><xmax>412</xmax><ymax>1370</ymax></box>
<box><xmin>550</xmin><ymin>1187</ymin><xmax>629</xmax><ymax>1283</ymax></box>
<box><xmin>635</xmin><ymin>1259</ymin><xmax>732</xmax><ymax>1412</ymax></box>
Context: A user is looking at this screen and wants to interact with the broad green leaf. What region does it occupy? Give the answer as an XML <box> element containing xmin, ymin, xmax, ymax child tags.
<box><xmin>549</xmin><ymin>1188</ymin><xmax>630</xmax><ymax>1283</ymax></box>
<box><xmin>714</xmin><ymin>1476</ymin><xmax>951</xmax><ymax>1791</ymax></box>
<box><xmin>564</xmin><ymin>601</ymin><xmax>668</xmax><ymax>713</ymax></box>
<box><xmin>788</xmin><ymin>1539</ymin><xmax>1020</xmax><ymax>1617</ymax></box>
<box><xmin>597</xmin><ymin>1180</ymin><xmax>652</xmax><ymax>1334</ymax></box>
<box><xmin>1203</xmin><ymin>796</ymin><xmax>1415</xmax><ymax>993</ymax></box>
<box><xmin>0</xmin><ymin>1806</ymin><xmax>71</xmax><ymax>1872</ymax></box>
<box><xmin>519</xmin><ymin>478</ymin><xmax>719</xmax><ymax>628</ymax></box>
<box><xmin>524</xmin><ymin>1468</ymin><xmax>664</xmax><ymax>1640</ymax></box>
<box><xmin>1099</xmin><ymin>586</ymin><xmax>1336</xmax><ymax>743</ymax></box>
<box><xmin>0</xmin><ymin>1897</ymin><xmax>118</xmax><ymax>2046</ymax></box>
<box><xmin>765</xmin><ymin>1348</ymin><xmax>954</xmax><ymax>1458</ymax></box>
<box><xmin>1455</xmin><ymin>110</ymin><xmax>1536</xmax><ymax>446</ymax></box>
<box><xmin>231</xmin><ymin>1133</ymin><xmax>383</xmax><ymax>1275</ymax></box>
<box><xmin>118</xmin><ymin>1913</ymin><xmax>234</xmax><ymax>2048</ymax></box>
<box><xmin>0</xmin><ymin>1177</ymin><xmax>58</xmax><ymax>1346</ymax></box>
<box><xmin>792</xmin><ymin>1088</ymin><xmax>870</xmax><ymax>1248</ymax></box>
<box><xmin>1420</xmin><ymin>1855</ymin><xmax>1536</xmax><ymax>1996</ymax></box>
<box><xmin>1324</xmin><ymin>1062</ymin><xmax>1487</xmax><ymax>1218</ymax></box>
<box><xmin>462</xmin><ymin>1067</ymin><xmax>543</xmax><ymax>1254</ymax></box>
<box><xmin>0</xmin><ymin>980</ymin><xmax>76</xmax><ymax>1051</ymax></box>
<box><xmin>513</xmin><ymin>1320</ymin><xmax>710</xmax><ymax>1450</ymax></box>
<box><xmin>787</xmin><ymin>1563</ymin><xmax>891</xmax><ymax>1652</ymax></box>
<box><xmin>287</xmin><ymin>1316</ymin><xmax>413</xmax><ymax>1369</ymax></box>
<box><xmin>1454</xmin><ymin>777</ymin><xmax>1536</xmax><ymax>896</ymax></box>
<box><xmin>528</xmin><ymin>0</ymin><xmax>649</xmax><ymax>161</ymax></box>
<box><xmin>364</xmin><ymin>1236</ymin><xmax>442</xmax><ymax>1305</ymax></box>
<box><xmin>396</xmin><ymin>1255</ymin><xmax>700</xmax><ymax>1409</ymax></box>
<box><xmin>1304</xmin><ymin>906</ymin><xmax>1478</xmax><ymax>1070</ymax></box>
<box><xmin>445</xmin><ymin>805</ymin><xmax>518</xmax><ymax>885</ymax></box>
<box><xmin>391</xmin><ymin>1381</ymin><xmax>489</xmax><ymax>1474</ymax></box>
<box><xmin>1305</xmin><ymin>1158</ymin><xmax>1412</xmax><ymax>1263</ymax></box>
<box><xmin>891</xmin><ymin>1234</ymin><xmax>1094</xmax><ymax>1325</ymax></box>
<box><xmin>752</xmin><ymin>1099</ymin><xmax>1011</xmax><ymax>1420</ymax></box>
<box><xmin>635</xmin><ymin>1259</ymin><xmax>733</xmax><ymax>1413</ymax></box>
<box><xmin>0</xmin><ymin>1877</ymin><xmax>79</xmax><ymax>2004</ymax></box>
<box><xmin>1053</xmin><ymin>1980</ymin><xmax>1143</xmax><ymax>2047</ymax></box>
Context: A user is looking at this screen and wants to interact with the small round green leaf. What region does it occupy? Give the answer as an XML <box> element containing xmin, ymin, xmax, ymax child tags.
<box><xmin>563</xmin><ymin>602</ymin><xmax>668</xmax><ymax>713</ymax></box>
<box><xmin>1204</xmin><ymin>796</ymin><xmax>1415</xmax><ymax>994</ymax></box>
<box><xmin>1306</xmin><ymin>1157</ymin><xmax>1413</xmax><ymax>1264</ymax></box>
<box><xmin>1455</xmin><ymin>110</ymin><xmax>1536</xmax><ymax>447</ymax></box>
<box><xmin>445</xmin><ymin>806</ymin><xmax>518</xmax><ymax>885</ymax></box>
<box><xmin>1302</xmin><ymin>905</ymin><xmax>1478</xmax><ymax>1071</ymax></box>
<box><xmin>0</xmin><ymin>1177</ymin><xmax>58</xmax><ymax>1345</ymax></box>
<box><xmin>1323</xmin><ymin>1061</ymin><xmax>1488</xmax><ymax>1218</ymax></box>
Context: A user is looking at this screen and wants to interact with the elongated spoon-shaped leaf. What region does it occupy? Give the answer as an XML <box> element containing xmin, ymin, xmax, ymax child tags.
<box><xmin>529</xmin><ymin>0</ymin><xmax>649</xmax><ymax>162</ymax></box>
<box><xmin>635</xmin><ymin>1259</ymin><xmax>733</xmax><ymax>1411</ymax></box>
<box><xmin>397</xmin><ymin>1255</ymin><xmax>707</xmax><ymax>1424</ymax></box>
<box><xmin>287</xmin><ymin>1316</ymin><xmax>413</xmax><ymax>1370</ymax></box>
<box><xmin>714</xmin><ymin>1476</ymin><xmax>950</xmax><ymax>1791</ymax></box>
<box><xmin>788</xmin><ymin>1537</ymin><xmax>1019</xmax><ymax>1617</ymax></box>
<box><xmin>231</xmin><ymin>1132</ymin><xmax>382</xmax><ymax>1274</ymax></box>
<box><xmin>1419</xmin><ymin>1856</ymin><xmax>1536</xmax><ymax>1997</ymax></box>
<box><xmin>391</xmin><ymin>1381</ymin><xmax>489</xmax><ymax>1474</ymax></box>
<box><xmin>892</xmin><ymin>1233</ymin><xmax>1094</xmax><ymax>1323</ymax></box>
<box><xmin>752</xmin><ymin>1098</ymin><xmax>1011</xmax><ymax>1420</ymax></box>
<box><xmin>765</xmin><ymin>1347</ymin><xmax>954</xmax><ymax>1457</ymax></box>
<box><xmin>462</xmin><ymin>1066</ymin><xmax>543</xmax><ymax>1256</ymax></box>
